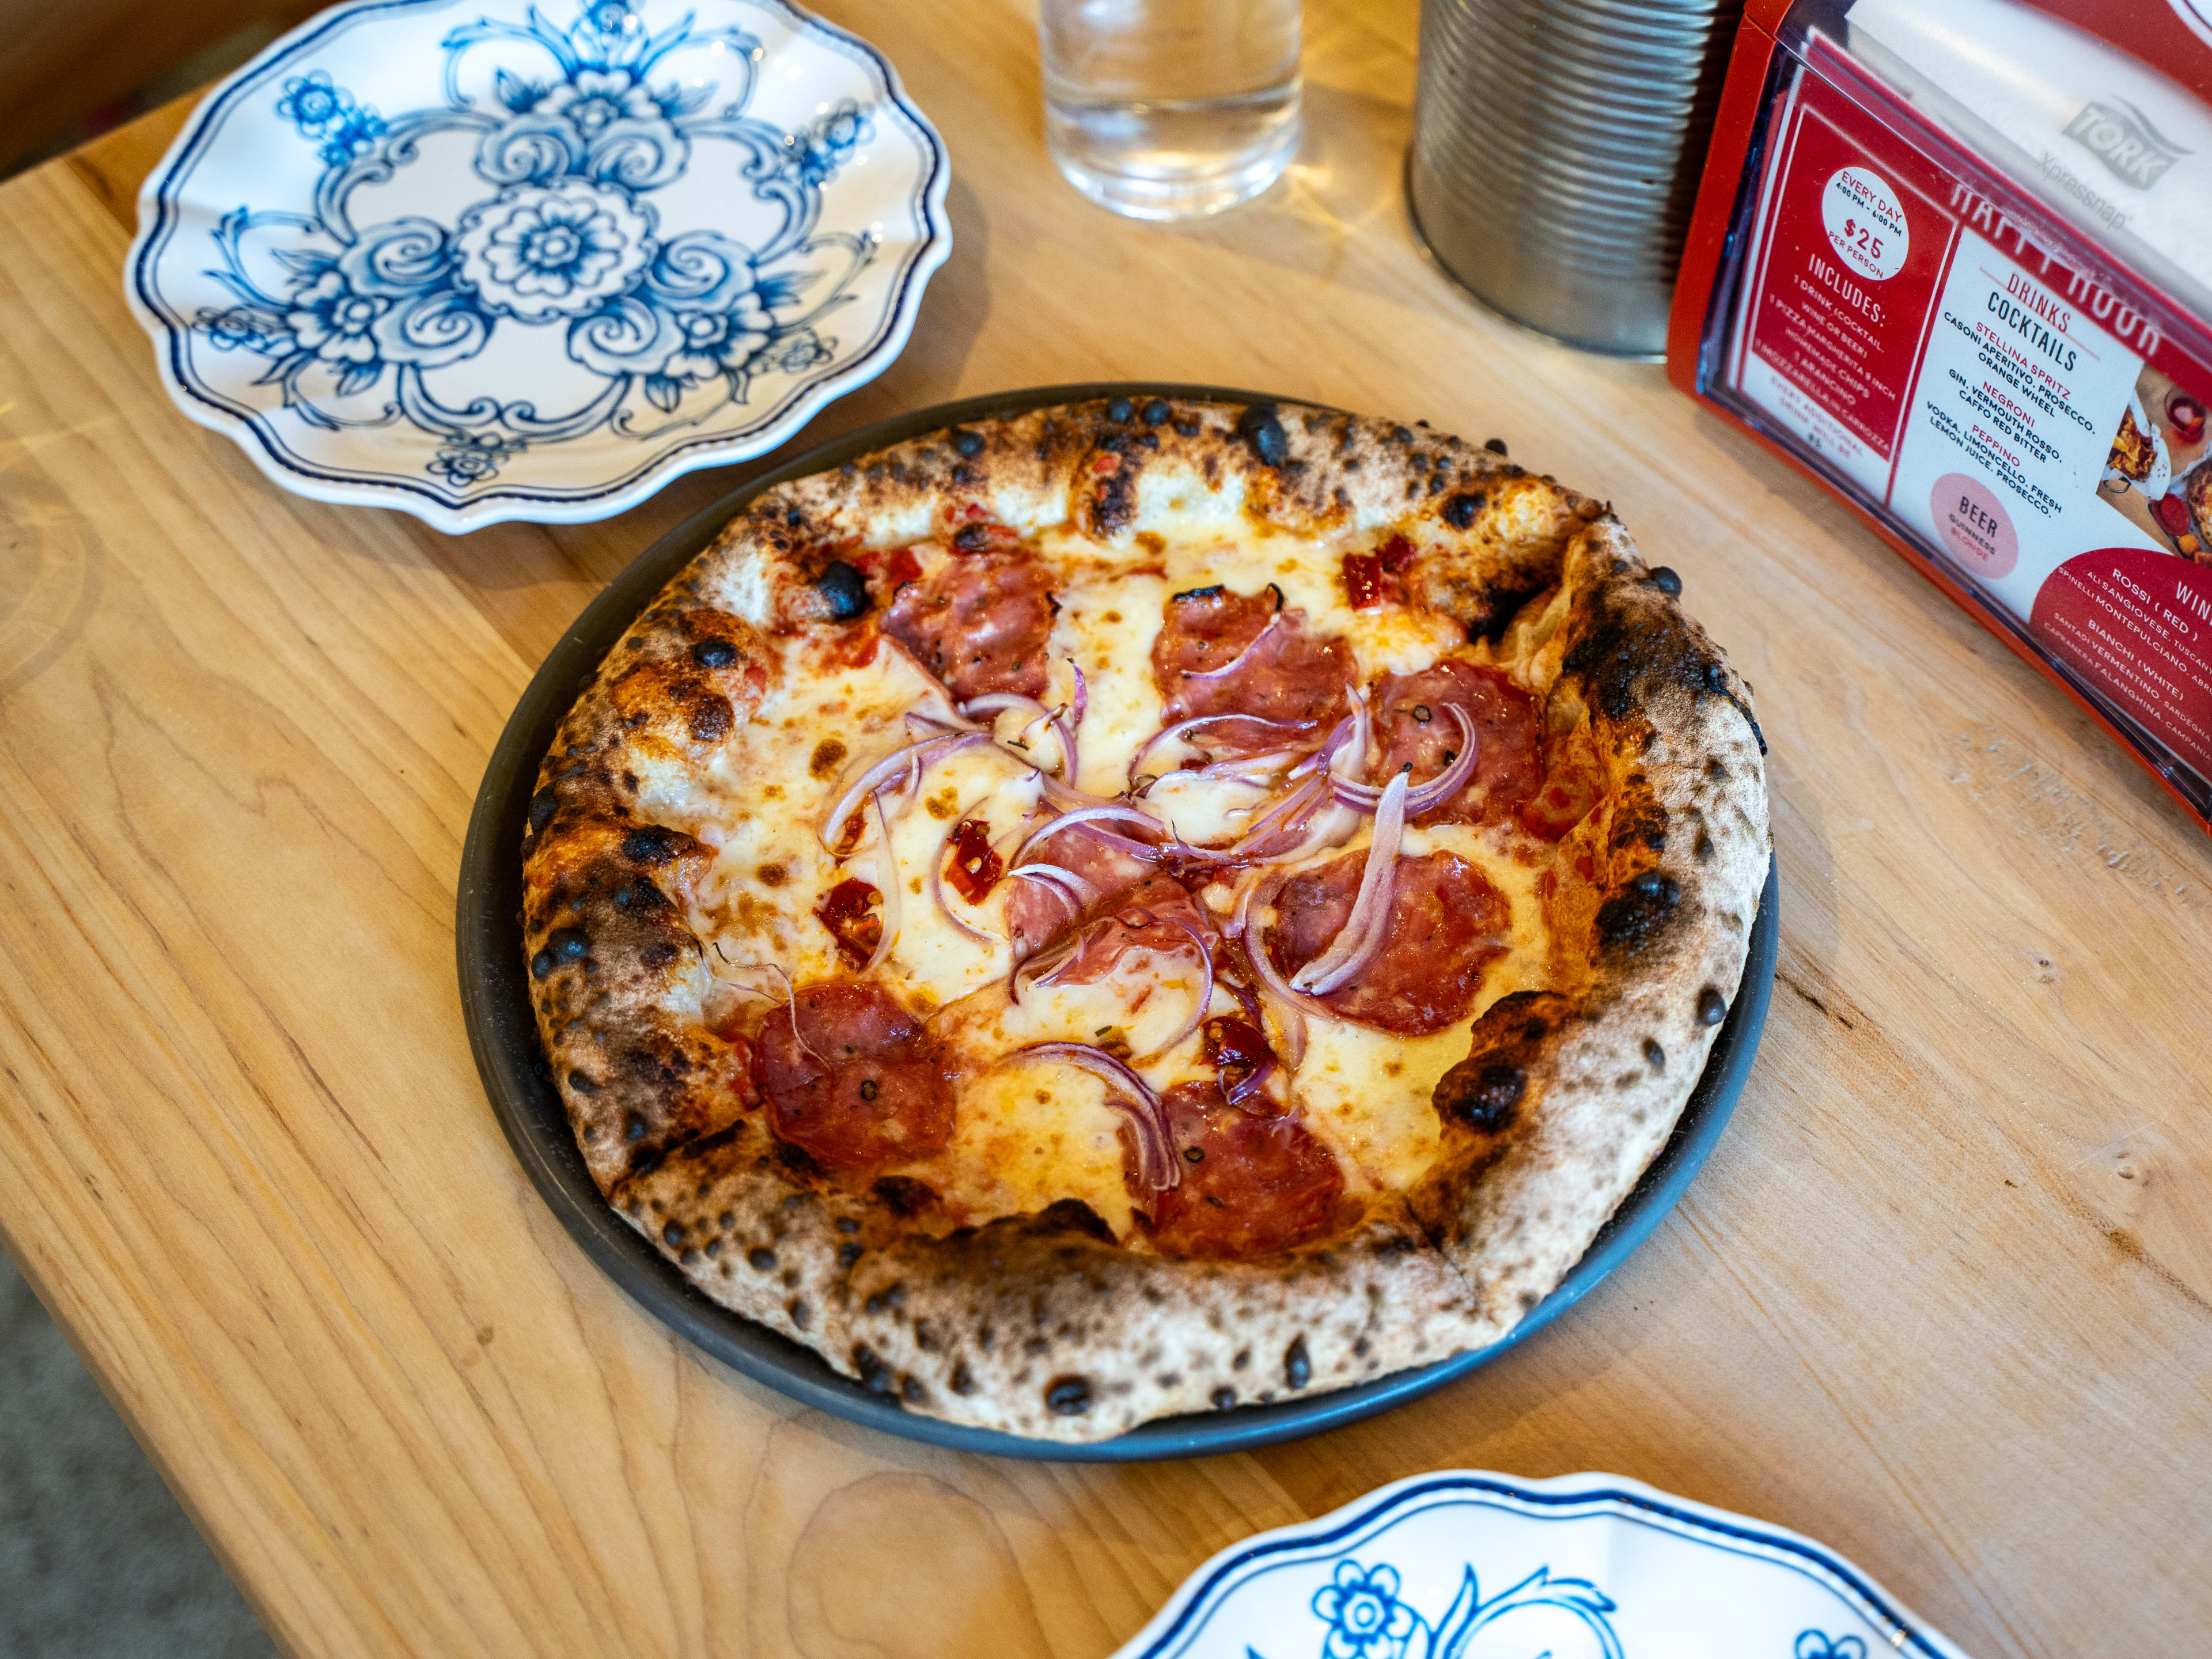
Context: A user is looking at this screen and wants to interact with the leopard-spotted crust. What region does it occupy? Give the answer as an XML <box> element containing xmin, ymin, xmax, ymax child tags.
<box><xmin>518</xmin><ymin>397</ymin><xmax>1770</xmax><ymax>1442</ymax></box>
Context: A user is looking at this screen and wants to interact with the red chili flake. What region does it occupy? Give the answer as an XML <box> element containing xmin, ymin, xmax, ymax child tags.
<box><xmin>943</xmin><ymin>817</ymin><xmax>1002</xmax><ymax>903</ymax></box>
<box><xmin>813</xmin><ymin>877</ymin><xmax>882</xmax><ymax>967</ymax></box>
<box><xmin>1342</xmin><ymin>551</ymin><xmax>1388</xmax><ymax>610</ymax></box>
<box><xmin>1090</xmin><ymin>454</ymin><xmax>1120</xmax><ymax>474</ymax></box>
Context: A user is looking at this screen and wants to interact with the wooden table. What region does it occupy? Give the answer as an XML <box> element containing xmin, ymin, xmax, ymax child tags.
<box><xmin>3</xmin><ymin>3</ymin><xmax>2207</xmax><ymax>1654</ymax></box>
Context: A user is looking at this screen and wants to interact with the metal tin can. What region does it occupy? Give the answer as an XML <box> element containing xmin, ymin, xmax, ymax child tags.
<box><xmin>1408</xmin><ymin>0</ymin><xmax>1741</xmax><ymax>358</ymax></box>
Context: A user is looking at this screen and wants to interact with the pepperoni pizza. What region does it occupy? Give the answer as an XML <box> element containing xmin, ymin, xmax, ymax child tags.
<box><xmin>520</xmin><ymin>397</ymin><xmax>1770</xmax><ymax>1441</ymax></box>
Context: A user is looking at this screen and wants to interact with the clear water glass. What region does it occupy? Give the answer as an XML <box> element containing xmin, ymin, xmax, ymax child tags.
<box><xmin>1041</xmin><ymin>0</ymin><xmax>1303</xmax><ymax>221</ymax></box>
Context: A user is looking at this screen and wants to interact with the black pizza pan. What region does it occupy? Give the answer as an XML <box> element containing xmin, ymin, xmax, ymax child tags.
<box><xmin>457</xmin><ymin>382</ymin><xmax>1780</xmax><ymax>1462</ymax></box>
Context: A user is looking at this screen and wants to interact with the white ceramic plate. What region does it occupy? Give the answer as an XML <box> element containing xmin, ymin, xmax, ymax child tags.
<box><xmin>127</xmin><ymin>0</ymin><xmax>950</xmax><ymax>532</ymax></box>
<box><xmin>1118</xmin><ymin>1470</ymin><xmax>1974</xmax><ymax>1659</ymax></box>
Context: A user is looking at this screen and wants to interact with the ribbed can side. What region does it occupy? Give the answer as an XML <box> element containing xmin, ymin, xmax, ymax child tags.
<box><xmin>1409</xmin><ymin>0</ymin><xmax>1741</xmax><ymax>357</ymax></box>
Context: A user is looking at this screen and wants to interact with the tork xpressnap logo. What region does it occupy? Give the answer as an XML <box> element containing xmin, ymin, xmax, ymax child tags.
<box><xmin>2063</xmin><ymin>99</ymin><xmax>2189</xmax><ymax>188</ymax></box>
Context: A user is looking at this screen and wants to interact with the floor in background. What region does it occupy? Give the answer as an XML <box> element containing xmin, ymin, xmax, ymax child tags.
<box><xmin>0</xmin><ymin>1248</ymin><xmax>278</xmax><ymax>1659</ymax></box>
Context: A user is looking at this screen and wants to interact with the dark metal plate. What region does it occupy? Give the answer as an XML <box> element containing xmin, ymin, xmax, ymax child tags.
<box><xmin>456</xmin><ymin>382</ymin><xmax>1779</xmax><ymax>1461</ymax></box>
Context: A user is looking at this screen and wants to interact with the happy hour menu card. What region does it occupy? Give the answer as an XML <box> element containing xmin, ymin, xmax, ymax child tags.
<box><xmin>1723</xmin><ymin>3</ymin><xmax>2212</xmax><ymax>787</ymax></box>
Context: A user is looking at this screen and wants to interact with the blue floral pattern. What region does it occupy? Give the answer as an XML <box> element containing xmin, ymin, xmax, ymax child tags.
<box><xmin>186</xmin><ymin>0</ymin><xmax>885</xmax><ymax>491</ymax></box>
<box><xmin>1277</xmin><ymin>1556</ymin><xmax>1624</xmax><ymax>1659</ymax></box>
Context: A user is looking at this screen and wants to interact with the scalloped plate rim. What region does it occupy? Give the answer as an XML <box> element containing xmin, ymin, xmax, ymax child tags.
<box><xmin>1117</xmin><ymin>1468</ymin><xmax>1977</xmax><ymax>1659</ymax></box>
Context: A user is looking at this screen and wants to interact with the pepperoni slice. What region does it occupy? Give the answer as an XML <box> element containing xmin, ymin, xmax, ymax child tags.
<box><xmin>756</xmin><ymin>981</ymin><xmax>955</xmax><ymax>1171</ymax></box>
<box><xmin>1032</xmin><ymin>873</ymin><xmax>1209</xmax><ymax>987</ymax></box>
<box><xmin>1152</xmin><ymin>586</ymin><xmax>1352</xmax><ymax>756</ymax></box>
<box><xmin>882</xmin><ymin>542</ymin><xmax>1055</xmax><ymax>699</ymax></box>
<box><xmin>1265</xmin><ymin>851</ymin><xmax>1509</xmax><ymax>1033</ymax></box>
<box><xmin>1005</xmin><ymin>823</ymin><xmax>1159</xmax><ymax>958</ymax></box>
<box><xmin>1136</xmin><ymin>1082</ymin><xmax>1345</xmax><ymax>1259</ymax></box>
<box><xmin>1370</xmin><ymin>658</ymin><xmax>1543</xmax><ymax>825</ymax></box>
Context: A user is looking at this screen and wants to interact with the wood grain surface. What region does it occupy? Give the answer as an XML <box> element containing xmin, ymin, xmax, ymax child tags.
<box><xmin>2</xmin><ymin>3</ymin><xmax>2208</xmax><ymax>1655</ymax></box>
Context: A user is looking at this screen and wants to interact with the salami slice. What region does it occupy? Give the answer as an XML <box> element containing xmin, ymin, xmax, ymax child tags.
<box><xmin>1370</xmin><ymin>658</ymin><xmax>1542</xmax><ymax>825</ymax></box>
<box><xmin>1152</xmin><ymin>586</ymin><xmax>1352</xmax><ymax>755</ymax></box>
<box><xmin>1136</xmin><ymin>1082</ymin><xmax>1345</xmax><ymax>1259</ymax></box>
<box><xmin>756</xmin><ymin>981</ymin><xmax>955</xmax><ymax>1171</ymax></box>
<box><xmin>1265</xmin><ymin>851</ymin><xmax>1509</xmax><ymax>1033</ymax></box>
<box><xmin>1006</xmin><ymin>825</ymin><xmax>1158</xmax><ymax>959</ymax></box>
<box><xmin>1032</xmin><ymin>874</ymin><xmax>1210</xmax><ymax>987</ymax></box>
<box><xmin>882</xmin><ymin>541</ymin><xmax>1056</xmax><ymax>699</ymax></box>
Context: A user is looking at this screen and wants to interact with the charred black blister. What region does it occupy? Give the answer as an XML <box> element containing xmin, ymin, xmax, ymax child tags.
<box><xmin>530</xmin><ymin>948</ymin><xmax>556</xmax><ymax>979</ymax></box>
<box><xmin>1648</xmin><ymin>566</ymin><xmax>1682</xmax><ymax>597</ymax></box>
<box><xmin>1628</xmin><ymin>870</ymin><xmax>1680</xmax><ymax>907</ymax></box>
<box><xmin>952</xmin><ymin>523</ymin><xmax>990</xmax><ymax>553</ymax></box>
<box><xmin>748</xmin><ymin>1247</ymin><xmax>777</xmax><ymax>1271</ymax></box>
<box><xmin>949</xmin><ymin>426</ymin><xmax>984</xmax><ymax>457</ymax></box>
<box><xmin>690</xmin><ymin>638</ymin><xmax>738</xmax><ymax>669</ymax></box>
<box><xmin>1142</xmin><ymin>397</ymin><xmax>1171</xmax><ymax>425</ymax></box>
<box><xmin>527</xmin><ymin>787</ymin><xmax>559</xmax><ymax>834</ymax></box>
<box><xmin>1285</xmin><ymin>1336</ymin><xmax>1312</xmax><ymax>1390</ymax></box>
<box><xmin>1484</xmin><ymin>437</ymin><xmax>1509</xmax><ymax>455</ymax></box>
<box><xmin>1210</xmin><ymin>1386</ymin><xmax>1237</xmax><ymax>1410</ymax></box>
<box><xmin>816</xmin><ymin>559</ymin><xmax>870</xmax><ymax>619</ymax></box>
<box><xmin>1442</xmin><ymin>492</ymin><xmax>1483</xmax><ymax>529</ymax></box>
<box><xmin>1046</xmin><ymin>1374</ymin><xmax>1093</xmax><ymax>1415</ymax></box>
<box><xmin>1643</xmin><ymin>1038</ymin><xmax>1666</xmax><ymax>1071</ymax></box>
<box><xmin>1698</xmin><ymin>987</ymin><xmax>1729</xmax><ymax>1026</ymax></box>
<box><xmin>1237</xmin><ymin>403</ymin><xmax>1289</xmax><ymax>467</ymax></box>
<box><xmin>1105</xmin><ymin>396</ymin><xmax>1134</xmax><ymax>422</ymax></box>
<box><xmin>662</xmin><ymin>1220</ymin><xmax>684</xmax><ymax>1248</ymax></box>
<box><xmin>951</xmin><ymin>1362</ymin><xmax>977</xmax><ymax>1395</ymax></box>
<box><xmin>1448</xmin><ymin>1063</ymin><xmax>1525</xmax><ymax>1132</ymax></box>
<box><xmin>854</xmin><ymin>1345</ymin><xmax>894</xmax><ymax>1393</ymax></box>
<box><xmin>623</xmin><ymin>825</ymin><xmax>681</xmax><ymax>865</ymax></box>
<box><xmin>549</xmin><ymin>925</ymin><xmax>589</xmax><ymax>961</ymax></box>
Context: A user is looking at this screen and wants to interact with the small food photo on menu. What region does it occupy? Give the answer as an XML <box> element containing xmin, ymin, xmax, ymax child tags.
<box><xmin>2100</xmin><ymin>366</ymin><xmax>2211</xmax><ymax>563</ymax></box>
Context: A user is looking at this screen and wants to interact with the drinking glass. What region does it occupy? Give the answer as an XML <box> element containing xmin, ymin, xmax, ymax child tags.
<box><xmin>1041</xmin><ymin>0</ymin><xmax>1303</xmax><ymax>220</ymax></box>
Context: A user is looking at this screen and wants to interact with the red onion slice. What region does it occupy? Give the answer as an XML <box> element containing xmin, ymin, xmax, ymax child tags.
<box><xmin>1010</xmin><ymin>1042</ymin><xmax>1177</xmax><ymax>1191</ymax></box>
<box><xmin>1132</xmin><ymin>914</ymin><xmax>1216</xmax><ymax>1062</ymax></box>
<box><xmin>959</xmin><ymin>691</ymin><xmax>1052</xmax><ymax>724</ymax></box>
<box><xmin>1010</xmin><ymin>804</ymin><xmax>1162</xmax><ymax>866</ymax></box>
<box><xmin>1293</xmin><ymin>768</ymin><xmax>1408</xmax><ymax>995</ymax></box>
<box><xmin>863</xmin><ymin>793</ymin><xmax>902</xmax><ymax>974</ymax></box>
<box><xmin>1067</xmin><ymin>660</ymin><xmax>1089</xmax><ymax>728</ymax></box>
<box><xmin>1226</xmin><ymin>772</ymin><xmax>1330</xmax><ymax>857</ymax></box>
<box><xmin>1127</xmin><ymin>713</ymin><xmax>1317</xmax><ymax>786</ymax></box>
<box><xmin>1232</xmin><ymin>872</ymin><xmax>1334</xmax><ymax>1043</ymax></box>
<box><xmin>819</xmin><ymin>732</ymin><xmax>985</xmax><ymax>851</ymax></box>
<box><xmin>1180</xmin><ymin>609</ymin><xmax>1282</xmax><ymax>682</ymax></box>
<box><xmin>1330</xmin><ymin>704</ymin><xmax>1479</xmax><ymax>813</ymax></box>
<box><xmin>1008</xmin><ymin>862</ymin><xmax>1103</xmax><ymax>912</ymax></box>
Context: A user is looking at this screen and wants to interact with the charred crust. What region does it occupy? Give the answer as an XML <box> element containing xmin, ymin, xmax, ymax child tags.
<box><xmin>1595</xmin><ymin>870</ymin><xmax>1683</xmax><ymax>958</ymax></box>
<box><xmin>815</xmin><ymin>560</ymin><xmax>871</xmax><ymax>619</ymax></box>
<box><xmin>1236</xmin><ymin>403</ymin><xmax>1289</xmax><ymax>467</ymax></box>
<box><xmin>1037</xmin><ymin>1198</ymin><xmax>1116</xmax><ymax>1243</ymax></box>
<box><xmin>872</xmin><ymin>1176</ymin><xmax>938</xmax><ymax>1218</ymax></box>
<box><xmin>1045</xmin><ymin>1375</ymin><xmax>1092</xmax><ymax>1415</ymax></box>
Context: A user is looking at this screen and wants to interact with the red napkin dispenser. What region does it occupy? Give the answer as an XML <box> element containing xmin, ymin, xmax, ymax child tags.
<box><xmin>1669</xmin><ymin>0</ymin><xmax>2212</xmax><ymax>832</ymax></box>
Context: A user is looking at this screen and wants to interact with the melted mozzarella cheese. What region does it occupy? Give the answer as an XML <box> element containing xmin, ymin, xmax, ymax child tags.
<box><xmin>645</xmin><ymin>479</ymin><xmax>1566</xmax><ymax>1228</ymax></box>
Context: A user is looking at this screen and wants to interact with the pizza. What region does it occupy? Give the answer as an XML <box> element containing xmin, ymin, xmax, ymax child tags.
<box><xmin>520</xmin><ymin>396</ymin><xmax>1770</xmax><ymax>1441</ymax></box>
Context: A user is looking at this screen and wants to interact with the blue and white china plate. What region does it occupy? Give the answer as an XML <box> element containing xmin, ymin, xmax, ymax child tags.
<box><xmin>127</xmin><ymin>0</ymin><xmax>950</xmax><ymax>532</ymax></box>
<box><xmin>1119</xmin><ymin>1470</ymin><xmax>1974</xmax><ymax>1659</ymax></box>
